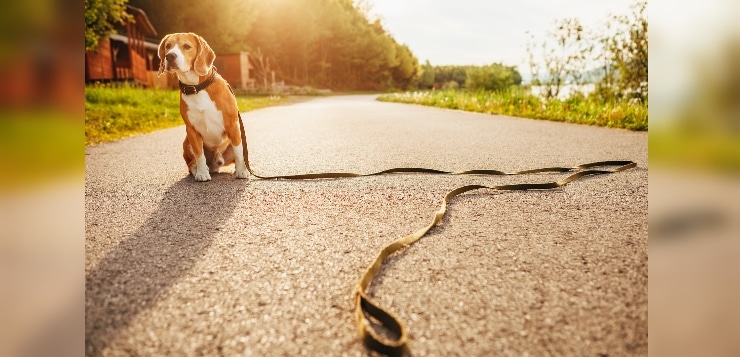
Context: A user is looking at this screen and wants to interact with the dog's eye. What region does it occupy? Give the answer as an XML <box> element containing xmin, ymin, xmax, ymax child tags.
<box><xmin>165</xmin><ymin>43</ymin><xmax>172</xmax><ymax>49</ymax></box>
<box><xmin>183</xmin><ymin>44</ymin><xmax>192</xmax><ymax>50</ymax></box>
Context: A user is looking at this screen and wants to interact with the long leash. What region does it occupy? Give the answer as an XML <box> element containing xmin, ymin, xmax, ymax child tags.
<box><xmin>236</xmin><ymin>112</ymin><xmax>636</xmax><ymax>355</ymax></box>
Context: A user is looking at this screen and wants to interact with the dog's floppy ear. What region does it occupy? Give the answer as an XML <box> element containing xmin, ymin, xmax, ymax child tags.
<box><xmin>193</xmin><ymin>33</ymin><xmax>215</xmax><ymax>76</ymax></box>
<box><xmin>157</xmin><ymin>34</ymin><xmax>172</xmax><ymax>77</ymax></box>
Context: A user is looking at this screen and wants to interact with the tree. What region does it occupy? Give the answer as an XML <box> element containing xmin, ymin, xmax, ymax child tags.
<box><xmin>525</xmin><ymin>0</ymin><xmax>648</xmax><ymax>102</ymax></box>
<box><xmin>434</xmin><ymin>66</ymin><xmax>467</xmax><ymax>87</ymax></box>
<box><xmin>130</xmin><ymin>0</ymin><xmax>420</xmax><ymax>91</ymax></box>
<box><xmin>605</xmin><ymin>0</ymin><xmax>647</xmax><ymax>102</ymax></box>
<box><xmin>391</xmin><ymin>43</ymin><xmax>420</xmax><ymax>89</ymax></box>
<box><xmin>418</xmin><ymin>60</ymin><xmax>435</xmax><ymax>89</ymax></box>
<box><xmin>134</xmin><ymin>0</ymin><xmax>257</xmax><ymax>54</ymax></box>
<box><xmin>526</xmin><ymin>18</ymin><xmax>593</xmax><ymax>99</ymax></box>
<box><xmin>465</xmin><ymin>63</ymin><xmax>522</xmax><ymax>91</ymax></box>
<box><xmin>590</xmin><ymin>19</ymin><xmax>621</xmax><ymax>102</ymax></box>
<box><xmin>85</xmin><ymin>0</ymin><xmax>130</xmax><ymax>51</ymax></box>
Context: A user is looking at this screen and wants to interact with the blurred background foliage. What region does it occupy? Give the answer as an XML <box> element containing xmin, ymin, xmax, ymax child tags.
<box><xmin>122</xmin><ymin>0</ymin><xmax>422</xmax><ymax>91</ymax></box>
<box><xmin>1</xmin><ymin>0</ymin><xmax>81</xmax><ymax>191</ymax></box>
<box><xmin>649</xmin><ymin>1</ymin><xmax>740</xmax><ymax>173</ymax></box>
<box><xmin>383</xmin><ymin>1</ymin><xmax>649</xmax><ymax>132</ymax></box>
<box><xmin>525</xmin><ymin>1</ymin><xmax>647</xmax><ymax>103</ymax></box>
<box><xmin>84</xmin><ymin>0</ymin><xmax>130</xmax><ymax>51</ymax></box>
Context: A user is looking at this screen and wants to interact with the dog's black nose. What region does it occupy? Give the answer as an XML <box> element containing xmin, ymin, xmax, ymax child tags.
<box><xmin>165</xmin><ymin>53</ymin><xmax>176</xmax><ymax>62</ymax></box>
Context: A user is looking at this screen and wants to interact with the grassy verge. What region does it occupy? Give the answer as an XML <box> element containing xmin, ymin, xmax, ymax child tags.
<box><xmin>85</xmin><ymin>83</ymin><xmax>305</xmax><ymax>145</ymax></box>
<box><xmin>650</xmin><ymin>128</ymin><xmax>740</xmax><ymax>171</ymax></box>
<box><xmin>0</xmin><ymin>112</ymin><xmax>82</xmax><ymax>190</ymax></box>
<box><xmin>378</xmin><ymin>89</ymin><xmax>648</xmax><ymax>131</ymax></box>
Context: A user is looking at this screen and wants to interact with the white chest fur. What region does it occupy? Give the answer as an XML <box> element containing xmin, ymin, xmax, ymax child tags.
<box><xmin>181</xmin><ymin>91</ymin><xmax>226</xmax><ymax>148</ymax></box>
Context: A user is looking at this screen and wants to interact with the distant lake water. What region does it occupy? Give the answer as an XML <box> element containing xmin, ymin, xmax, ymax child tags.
<box><xmin>529</xmin><ymin>84</ymin><xmax>595</xmax><ymax>99</ymax></box>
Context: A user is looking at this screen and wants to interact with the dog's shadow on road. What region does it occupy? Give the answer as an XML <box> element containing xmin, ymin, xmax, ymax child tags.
<box><xmin>85</xmin><ymin>173</ymin><xmax>247</xmax><ymax>355</ymax></box>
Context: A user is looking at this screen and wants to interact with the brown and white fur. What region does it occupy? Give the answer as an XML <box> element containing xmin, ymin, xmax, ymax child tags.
<box><xmin>157</xmin><ymin>32</ymin><xmax>248</xmax><ymax>181</ymax></box>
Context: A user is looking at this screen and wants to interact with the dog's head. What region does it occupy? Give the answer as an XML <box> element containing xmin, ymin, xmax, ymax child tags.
<box><xmin>157</xmin><ymin>33</ymin><xmax>215</xmax><ymax>77</ymax></box>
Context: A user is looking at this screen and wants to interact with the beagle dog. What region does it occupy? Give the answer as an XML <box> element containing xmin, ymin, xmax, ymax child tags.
<box><xmin>157</xmin><ymin>32</ymin><xmax>248</xmax><ymax>181</ymax></box>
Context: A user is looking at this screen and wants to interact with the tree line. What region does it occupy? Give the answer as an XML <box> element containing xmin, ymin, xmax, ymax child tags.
<box><xmin>116</xmin><ymin>0</ymin><xmax>420</xmax><ymax>91</ymax></box>
<box><xmin>87</xmin><ymin>0</ymin><xmax>646</xmax><ymax>98</ymax></box>
<box><xmin>417</xmin><ymin>62</ymin><xmax>523</xmax><ymax>91</ymax></box>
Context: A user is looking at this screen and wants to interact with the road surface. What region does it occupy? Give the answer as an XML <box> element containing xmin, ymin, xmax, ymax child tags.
<box><xmin>85</xmin><ymin>95</ymin><xmax>648</xmax><ymax>356</ymax></box>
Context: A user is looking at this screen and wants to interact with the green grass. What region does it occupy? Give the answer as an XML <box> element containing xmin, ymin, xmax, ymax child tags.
<box><xmin>378</xmin><ymin>89</ymin><xmax>648</xmax><ymax>131</ymax></box>
<box><xmin>85</xmin><ymin>83</ymin><xmax>303</xmax><ymax>145</ymax></box>
<box><xmin>0</xmin><ymin>112</ymin><xmax>83</xmax><ymax>190</ymax></box>
<box><xmin>650</xmin><ymin>128</ymin><xmax>740</xmax><ymax>171</ymax></box>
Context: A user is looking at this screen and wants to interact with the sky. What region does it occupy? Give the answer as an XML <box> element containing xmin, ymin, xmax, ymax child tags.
<box><xmin>370</xmin><ymin>0</ymin><xmax>634</xmax><ymax>75</ymax></box>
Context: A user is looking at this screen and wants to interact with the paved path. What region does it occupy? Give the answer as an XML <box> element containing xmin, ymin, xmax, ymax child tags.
<box><xmin>85</xmin><ymin>95</ymin><xmax>648</xmax><ymax>356</ymax></box>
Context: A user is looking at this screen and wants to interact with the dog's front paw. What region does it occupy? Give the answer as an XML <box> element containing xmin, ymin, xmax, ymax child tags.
<box><xmin>234</xmin><ymin>169</ymin><xmax>249</xmax><ymax>178</ymax></box>
<box><xmin>193</xmin><ymin>171</ymin><xmax>212</xmax><ymax>182</ymax></box>
<box><xmin>192</xmin><ymin>157</ymin><xmax>211</xmax><ymax>182</ymax></box>
<box><xmin>234</xmin><ymin>164</ymin><xmax>249</xmax><ymax>179</ymax></box>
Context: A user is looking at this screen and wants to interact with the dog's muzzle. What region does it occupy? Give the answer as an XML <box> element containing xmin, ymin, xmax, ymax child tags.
<box><xmin>164</xmin><ymin>53</ymin><xmax>179</xmax><ymax>71</ymax></box>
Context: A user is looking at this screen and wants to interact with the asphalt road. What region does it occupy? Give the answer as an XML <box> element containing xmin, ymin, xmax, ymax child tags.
<box><xmin>85</xmin><ymin>95</ymin><xmax>648</xmax><ymax>356</ymax></box>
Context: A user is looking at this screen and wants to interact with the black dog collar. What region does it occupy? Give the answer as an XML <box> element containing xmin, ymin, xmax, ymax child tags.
<box><xmin>178</xmin><ymin>68</ymin><xmax>217</xmax><ymax>95</ymax></box>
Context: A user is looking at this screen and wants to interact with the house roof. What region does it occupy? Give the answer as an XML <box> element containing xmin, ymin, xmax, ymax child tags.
<box><xmin>126</xmin><ymin>5</ymin><xmax>157</xmax><ymax>37</ymax></box>
<box><xmin>110</xmin><ymin>33</ymin><xmax>159</xmax><ymax>51</ymax></box>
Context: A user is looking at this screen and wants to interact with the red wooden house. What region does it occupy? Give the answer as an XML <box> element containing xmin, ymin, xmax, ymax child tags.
<box><xmin>85</xmin><ymin>5</ymin><xmax>161</xmax><ymax>87</ymax></box>
<box><xmin>86</xmin><ymin>5</ymin><xmax>257</xmax><ymax>90</ymax></box>
<box><xmin>214</xmin><ymin>52</ymin><xmax>256</xmax><ymax>91</ymax></box>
